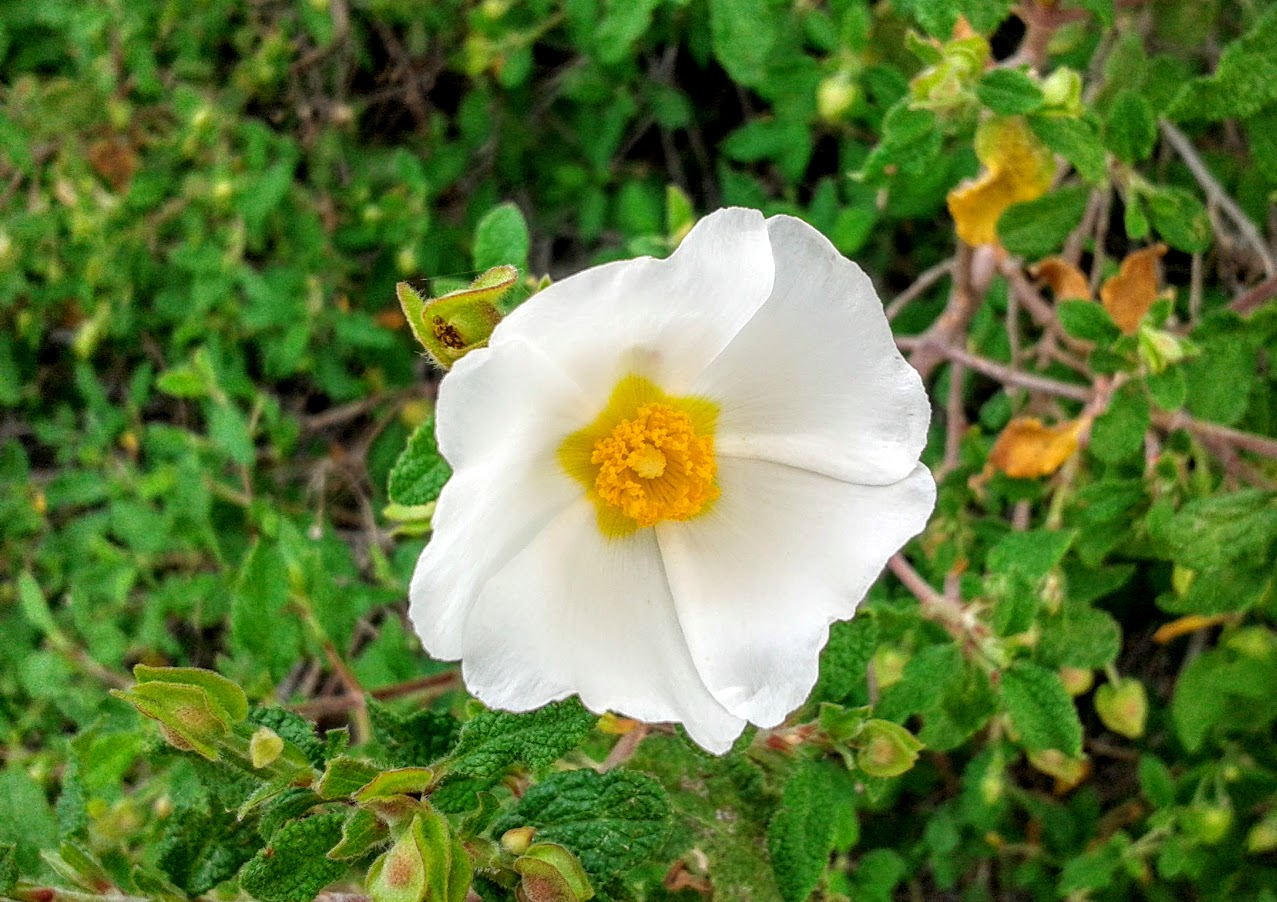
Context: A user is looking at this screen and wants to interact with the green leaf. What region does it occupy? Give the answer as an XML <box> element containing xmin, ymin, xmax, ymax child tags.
<box><xmin>767</xmin><ymin>762</ymin><xmax>839</xmax><ymax>902</ymax></box>
<box><xmin>239</xmin><ymin>812</ymin><xmax>348</xmax><ymax>902</ymax></box>
<box><xmin>1138</xmin><ymin>755</ymin><xmax>1176</xmax><ymax>808</ymax></box>
<box><xmin>388</xmin><ymin>416</ymin><xmax>451</xmax><ymax>508</ymax></box>
<box><xmin>594</xmin><ymin>0</ymin><xmax>661</xmax><ymax>66</ymax></box>
<box><xmin>997</xmin><ymin>186</ymin><xmax>1090</xmax><ymax>260</ymax></box>
<box><xmin>1144</xmin><ymin>186</ymin><xmax>1212</xmax><ymax>253</ymax></box>
<box><xmin>134</xmin><ymin>665</ymin><xmax>249</xmax><ymax>722</ymax></box>
<box><xmin>1001</xmin><ymin>662</ymin><xmax>1083</xmax><ymax>755</ymax></box>
<box><xmin>367</xmin><ymin>700</ymin><xmax>460</xmax><ymax>769</ymax></box>
<box><xmin>156</xmin><ymin>802</ymin><xmax>261</xmax><ymax>895</ymax></box>
<box><xmin>709</xmin><ymin>0</ymin><xmax>778</xmax><ymax>89</ymax></box>
<box><xmin>490</xmin><ymin>769</ymin><xmax>672</xmax><ymax>888</ymax></box>
<box><xmin>473</xmin><ymin>202</ymin><xmax>530</xmax><ymax>272</ymax></box>
<box><xmin>1146</xmin><ymin>365</ymin><xmax>1187</xmax><ymax>411</ymax></box>
<box><xmin>445</xmin><ymin>699</ymin><xmax>597</xmax><ymax>778</ymax></box>
<box><xmin>1168</xmin><ymin>8</ymin><xmax>1277</xmax><ymax>121</ymax></box>
<box><xmin>812</xmin><ymin>615</ymin><xmax>878</xmax><ymax>704</ymax></box>
<box><xmin>1028</xmin><ymin>114</ymin><xmax>1107</xmax><ymax>183</ymax></box>
<box><xmin>1057</xmin><ymin>299</ymin><xmax>1120</xmax><ymax>344</ymax></box>
<box><xmin>977</xmin><ymin>68</ymin><xmax>1044</xmax><ymax>115</ymax></box>
<box><xmin>317</xmin><ymin>756</ymin><xmax>382</xmax><ymax>800</ymax></box>
<box><xmin>327</xmin><ymin>808</ymin><xmax>388</xmax><ymax>861</ymax></box>
<box><xmin>1183</xmin><ymin>321</ymin><xmax>1257</xmax><ymax>426</ymax></box>
<box><xmin>986</xmin><ymin>529</ymin><xmax>1076</xmax><ymax>583</ymax></box>
<box><xmin>1038</xmin><ymin>602</ymin><xmax>1122</xmax><ymax>669</ymax></box>
<box><xmin>1160</xmin><ymin>490</ymin><xmax>1277</xmax><ymax>571</ymax></box>
<box><xmin>0</xmin><ymin>844</ymin><xmax>16</xmax><ymax>895</ymax></box>
<box><xmin>1088</xmin><ymin>385</ymin><xmax>1150</xmax><ymax>464</ymax></box>
<box><xmin>230</xmin><ymin>540</ymin><xmax>305</xmax><ymax>681</ymax></box>
<box><xmin>1104</xmin><ymin>90</ymin><xmax>1157</xmax><ymax>163</ymax></box>
<box><xmin>0</xmin><ymin>771</ymin><xmax>57</xmax><ymax>878</ymax></box>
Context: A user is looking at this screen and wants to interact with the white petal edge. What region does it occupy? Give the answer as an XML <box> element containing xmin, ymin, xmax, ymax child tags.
<box><xmin>409</xmin><ymin>339</ymin><xmax>592</xmax><ymax>660</ymax></box>
<box><xmin>694</xmin><ymin>214</ymin><xmax>931</xmax><ymax>486</ymax></box>
<box><xmin>459</xmin><ymin>500</ymin><xmax>747</xmax><ymax>754</ymax></box>
<box><xmin>487</xmin><ymin>207</ymin><xmax>776</xmax><ymax>407</ymax></box>
<box><xmin>657</xmin><ymin>458</ymin><xmax>936</xmax><ymax>726</ymax></box>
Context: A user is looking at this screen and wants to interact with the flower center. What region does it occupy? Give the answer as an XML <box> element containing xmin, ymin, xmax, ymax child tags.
<box><xmin>559</xmin><ymin>374</ymin><xmax>720</xmax><ymax>537</ymax></box>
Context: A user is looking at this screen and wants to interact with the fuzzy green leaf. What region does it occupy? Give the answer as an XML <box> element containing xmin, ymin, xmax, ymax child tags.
<box><xmin>1028</xmin><ymin>114</ymin><xmax>1107</xmax><ymax>183</ymax></box>
<box><xmin>1105</xmin><ymin>90</ymin><xmax>1157</xmax><ymax>163</ymax></box>
<box><xmin>1089</xmin><ymin>385</ymin><xmax>1150</xmax><ymax>464</ymax></box>
<box><xmin>987</xmin><ymin>529</ymin><xmax>1077</xmax><ymax>583</ymax></box>
<box><xmin>473</xmin><ymin>202</ymin><xmax>530</xmax><ymax>272</ymax></box>
<box><xmin>1160</xmin><ymin>490</ymin><xmax>1277</xmax><ymax>571</ymax></box>
<box><xmin>238</xmin><ymin>812</ymin><xmax>347</xmax><ymax>902</ymax></box>
<box><xmin>1168</xmin><ymin>8</ymin><xmax>1277</xmax><ymax>121</ymax></box>
<box><xmin>491</xmin><ymin>769</ymin><xmax>672</xmax><ymax>888</ymax></box>
<box><xmin>812</xmin><ymin>615</ymin><xmax>878</xmax><ymax>704</ymax></box>
<box><xmin>709</xmin><ymin>0</ymin><xmax>778</xmax><ymax>89</ymax></box>
<box><xmin>387</xmin><ymin>417</ymin><xmax>451</xmax><ymax>508</ymax></box>
<box><xmin>997</xmin><ymin>186</ymin><xmax>1090</xmax><ymax>260</ymax></box>
<box><xmin>368</xmin><ymin>700</ymin><xmax>460</xmax><ymax>769</ymax></box>
<box><xmin>445</xmin><ymin>699</ymin><xmax>596</xmax><ymax>778</ymax></box>
<box><xmin>0</xmin><ymin>844</ymin><xmax>16</xmax><ymax>895</ymax></box>
<box><xmin>1144</xmin><ymin>186</ymin><xmax>1212</xmax><ymax>253</ymax></box>
<box><xmin>1001</xmin><ymin>662</ymin><xmax>1083</xmax><ymax>755</ymax></box>
<box><xmin>768</xmin><ymin>762</ymin><xmax>839</xmax><ymax>902</ymax></box>
<box><xmin>977</xmin><ymin>68</ymin><xmax>1044</xmax><ymax>115</ymax></box>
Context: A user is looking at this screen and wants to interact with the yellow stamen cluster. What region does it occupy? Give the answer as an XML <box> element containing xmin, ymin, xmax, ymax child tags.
<box><xmin>591</xmin><ymin>403</ymin><xmax>717</xmax><ymax>528</ymax></box>
<box><xmin>559</xmin><ymin>374</ymin><xmax>720</xmax><ymax>536</ymax></box>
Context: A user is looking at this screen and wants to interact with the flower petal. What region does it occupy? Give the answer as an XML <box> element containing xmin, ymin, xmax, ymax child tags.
<box><xmin>658</xmin><ymin>458</ymin><xmax>936</xmax><ymax>726</ymax></box>
<box><xmin>459</xmin><ymin>501</ymin><xmax>747</xmax><ymax>754</ymax></box>
<box><xmin>696</xmin><ymin>215</ymin><xmax>931</xmax><ymax>486</ymax></box>
<box><xmin>409</xmin><ymin>339</ymin><xmax>589</xmax><ymax>659</ymax></box>
<box><xmin>489</xmin><ymin>207</ymin><xmax>775</xmax><ymax>406</ymax></box>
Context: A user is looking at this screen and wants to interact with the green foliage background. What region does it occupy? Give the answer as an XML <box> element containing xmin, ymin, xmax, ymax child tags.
<box><xmin>3</xmin><ymin>1</ymin><xmax>1277</xmax><ymax>900</ymax></box>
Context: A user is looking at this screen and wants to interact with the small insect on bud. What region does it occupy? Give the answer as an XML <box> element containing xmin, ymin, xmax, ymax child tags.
<box><xmin>397</xmin><ymin>266</ymin><xmax>516</xmax><ymax>369</ymax></box>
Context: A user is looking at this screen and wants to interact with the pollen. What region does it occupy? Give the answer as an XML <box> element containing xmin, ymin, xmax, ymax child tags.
<box><xmin>559</xmin><ymin>374</ymin><xmax>720</xmax><ymax>536</ymax></box>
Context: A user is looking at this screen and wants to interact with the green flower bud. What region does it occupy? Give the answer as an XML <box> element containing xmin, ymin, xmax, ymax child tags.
<box><xmin>817</xmin><ymin>72</ymin><xmax>860</xmax><ymax>124</ymax></box>
<box><xmin>501</xmin><ymin>826</ymin><xmax>537</xmax><ymax>856</ymax></box>
<box><xmin>514</xmin><ymin>843</ymin><xmax>594</xmax><ymax>902</ymax></box>
<box><xmin>1224</xmin><ymin>626</ymin><xmax>1277</xmax><ymax>660</ymax></box>
<box><xmin>1094</xmin><ymin>677</ymin><xmax>1148</xmax><ymax>739</ymax></box>
<box><xmin>111</xmin><ymin>681</ymin><xmax>232</xmax><ymax>761</ymax></box>
<box><xmin>1246</xmin><ymin>810</ymin><xmax>1277</xmax><ymax>854</ymax></box>
<box><xmin>1040</xmin><ymin>67</ymin><xmax>1083</xmax><ymax>114</ymax></box>
<box><xmin>1182</xmin><ymin>803</ymin><xmax>1233</xmax><ymax>846</ymax></box>
<box><xmin>1058</xmin><ymin>667</ymin><xmax>1094</xmax><ymax>697</ymax></box>
<box><xmin>368</xmin><ymin>827</ymin><xmax>428</xmax><ymax>902</ymax></box>
<box><xmin>249</xmin><ymin>727</ymin><xmax>284</xmax><ymax>769</ymax></box>
<box><xmin>1138</xmin><ymin>325</ymin><xmax>1191</xmax><ymax>374</ymax></box>
<box><xmin>856</xmin><ymin>719</ymin><xmax>923</xmax><ymax>778</ymax></box>
<box><xmin>398</xmin><ymin>266</ymin><xmax>515</xmax><ymax>369</ymax></box>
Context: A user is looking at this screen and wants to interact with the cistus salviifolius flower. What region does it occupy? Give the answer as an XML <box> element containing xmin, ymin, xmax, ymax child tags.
<box><xmin>409</xmin><ymin>208</ymin><xmax>935</xmax><ymax>753</ymax></box>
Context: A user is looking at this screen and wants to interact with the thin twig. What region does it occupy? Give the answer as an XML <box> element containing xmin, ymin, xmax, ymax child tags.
<box><xmin>895</xmin><ymin>337</ymin><xmax>1091</xmax><ymax>402</ymax></box>
<box><xmin>887</xmin><ymin>554</ymin><xmax>969</xmax><ymax>641</ymax></box>
<box><xmin>1230</xmin><ymin>272</ymin><xmax>1277</xmax><ymax>315</ymax></box>
<box><xmin>886</xmin><ymin>258</ymin><xmax>955</xmax><ymax>322</ymax></box>
<box><xmin>1160</xmin><ymin>120</ymin><xmax>1277</xmax><ymax>277</ymax></box>
<box><xmin>293</xmin><ymin>670</ymin><xmax>461</xmax><ymax>718</ymax></box>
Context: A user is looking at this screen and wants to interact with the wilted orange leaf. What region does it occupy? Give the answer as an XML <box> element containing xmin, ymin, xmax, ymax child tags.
<box><xmin>947</xmin><ymin>117</ymin><xmax>1055</xmax><ymax>247</ymax></box>
<box><xmin>87</xmin><ymin>136</ymin><xmax>137</xmax><ymax>193</ymax></box>
<box><xmin>988</xmin><ymin>417</ymin><xmax>1082</xmax><ymax>478</ymax></box>
<box><xmin>1152</xmin><ymin>613</ymin><xmax>1232</xmax><ymax>644</ymax></box>
<box><xmin>1032</xmin><ymin>257</ymin><xmax>1090</xmax><ymax>301</ymax></box>
<box><xmin>1100</xmin><ymin>244</ymin><xmax>1166</xmax><ymax>334</ymax></box>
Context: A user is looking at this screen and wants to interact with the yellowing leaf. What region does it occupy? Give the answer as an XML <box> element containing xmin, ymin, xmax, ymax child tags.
<box><xmin>947</xmin><ymin>116</ymin><xmax>1055</xmax><ymax>246</ymax></box>
<box><xmin>1100</xmin><ymin>244</ymin><xmax>1166</xmax><ymax>334</ymax></box>
<box><xmin>987</xmin><ymin>417</ymin><xmax>1082</xmax><ymax>479</ymax></box>
<box><xmin>1032</xmin><ymin>257</ymin><xmax>1091</xmax><ymax>300</ymax></box>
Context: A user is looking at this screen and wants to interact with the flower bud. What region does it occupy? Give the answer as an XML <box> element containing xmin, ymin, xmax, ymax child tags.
<box><xmin>1040</xmin><ymin>67</ymin><xmax>1083</xmax><ymax>114</ymax></box>
<box><xmin>817</xmin><ymin>72</ymin><xmax>860</xmax><ymax>124</ymax></box>
<box><xmin>398</xmin><ymin>267</ymin><xmax>515</xmax><ymax>369</ymax></box>
<box><xmin>1058</xmin><ymin>667</ymin><xmax>1094</xmax><ymax>697</ymax></box>
<box><xmin>367</xmin><ymin>827</ymin><xmax>428</xmax><ymax>902</ymax></box>
<box><xmin>1138</xmin><ymin>325</ymin><xmax>1191</xmax><ymax>374</ymax></box>
<box><xmin>1094</xmin><ymin>677</ymin><xmax>1148</xmax><ymax>739</ymax></box>
<box><xmin>249</xmin><ymin>727</ymin><xmax>285</xmax><ymax>769</ymax></box>
<box><xmin>514</xmin><ymin>843</ymin><xmax>594</xmax><ymax>902</ymax></box>
<box><xmin>1182</xmin><ymin>803</ymin><xmax>1233</xmax><ymax>846</ymax></box>
<box><xmin>856</xmin><ymin>719</ymin><xmax>923</xmax><ymax>778</ymax></box>
<box><xmin>1246</xmin><ymin>810</ymin><xmax>1277</xmax><ymax>854</ymax></box>
<box><xmin>502</xmin><ymin>826</ymin><xmax>537</xmax><ymax>856</ymax></box>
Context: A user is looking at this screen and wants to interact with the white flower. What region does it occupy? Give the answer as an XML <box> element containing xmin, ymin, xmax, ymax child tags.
<box><xmin>409</xmin><ymin>208</ymin><xmax>935</xmax><ymax>754</ymax></box>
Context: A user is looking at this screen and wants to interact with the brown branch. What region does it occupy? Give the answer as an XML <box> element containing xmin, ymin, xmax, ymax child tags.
<box><xmin>1154</xmin><ymin>410</ymin><xmax>1277</xmax><ymax>460</ymax></box>
<box><xmin>896</xmin><ymin>337</ymin><xmax>1092</xmax><ymax>402</ymax></box>
<box><xmin>1229</xmin><ymin>272</ymin><xmax>1277</xmax><ymax>316</ymax></box>
<box><xmin>293</xmin><ymin>670</ymin><xmax>461</xmax><ymax>718</ymax></box>
<box><xmin>886</xmin><ymin>257</ymin><xmax>954</xmax><ymax>322</ymax></box>
<box><xmin>908</xmin><ymin>244</ymin><xmax>986</xmax><ymax>380</ymax></box>
<box><xmin>887</xmin><ymin>554</ymin><xmax>970</xmax><ymax>641</ymax></box>
<box><xmin>1160</xmin><ymin>120</ymin><xmax>1277</xmax><ymax>277</ymax></box>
